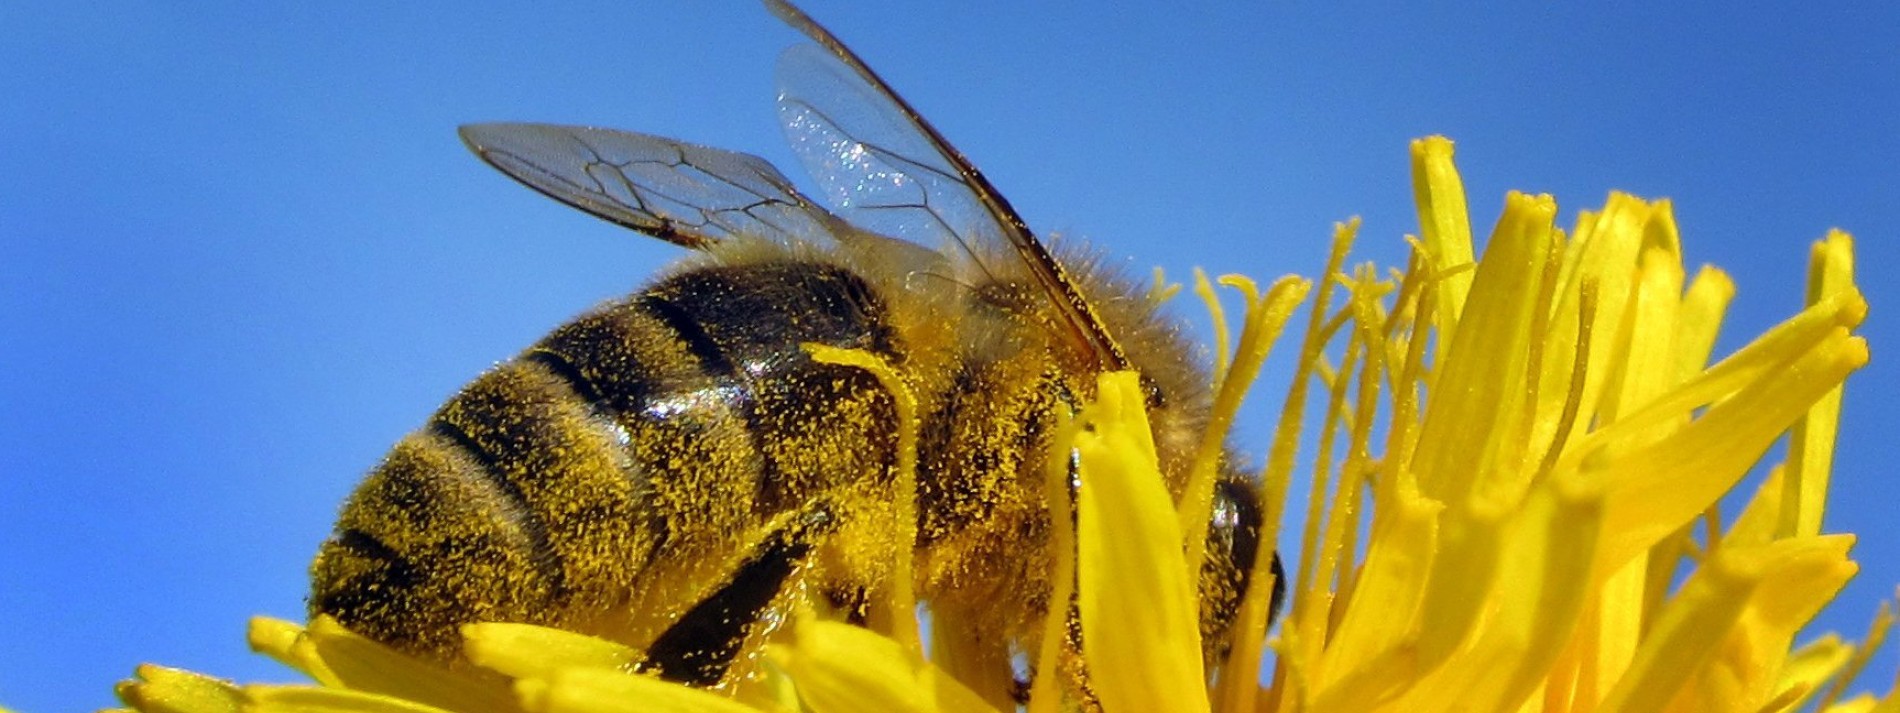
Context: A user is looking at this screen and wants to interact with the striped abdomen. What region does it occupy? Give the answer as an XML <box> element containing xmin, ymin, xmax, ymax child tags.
<box><xmin>309</xmin><ymin>259</ymin><xmax>902</xmax><ymax>668</ymax></box>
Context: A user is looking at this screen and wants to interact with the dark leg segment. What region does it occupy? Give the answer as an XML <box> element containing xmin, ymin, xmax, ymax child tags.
<box><xmin>637</xmin><ymin>508</ymin><xmax>829</xmax><ymax>686</ymax></box>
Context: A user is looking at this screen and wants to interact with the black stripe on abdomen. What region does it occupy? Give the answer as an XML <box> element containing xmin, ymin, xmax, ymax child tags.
<box><xmin>424</xmin><ymin>416</ymin><xmax>566</xmax><ymax>593</ymax></box>
<box><xmin>634</xmin><ymin>261</ymin><xmax>902</xmax><ymax>514</ymax></box>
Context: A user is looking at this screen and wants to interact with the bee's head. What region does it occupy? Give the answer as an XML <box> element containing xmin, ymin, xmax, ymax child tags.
<box><xmin>1034</xmin><ymin>259</ymin><xmax>1284</xmax><ymax>668</ymax></box>
<box><xmin>978</xmin><ymin>250</ymin><xmax>1284</xmax><ymax>667</ymax></box>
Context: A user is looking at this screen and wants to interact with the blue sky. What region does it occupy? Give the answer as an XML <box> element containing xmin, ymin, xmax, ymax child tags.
<box><xmin>3</xmin><ymin>2</ymin><xmax>1896</xmax><ymax>710</ymax></box>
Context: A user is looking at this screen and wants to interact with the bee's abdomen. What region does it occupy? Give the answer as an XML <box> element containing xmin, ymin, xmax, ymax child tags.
<box><xmin>312</xmin><ymin>259</ymin><xmax>901</xmax><ymax>656</ymax></box>
<box><xmin>310</xmin><ymin>354</ymin><xmax>663</xmax><ymax>654</ymax></box>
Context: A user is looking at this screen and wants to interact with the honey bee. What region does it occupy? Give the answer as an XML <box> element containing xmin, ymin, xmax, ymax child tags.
<box><xmin>311</xmin><ymin>0</ymin><xmax>1282</xmax><ymax>693</ymax></box>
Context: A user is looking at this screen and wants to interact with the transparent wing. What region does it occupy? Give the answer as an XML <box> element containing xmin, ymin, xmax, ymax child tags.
<box><xmin>459</xmin><ymin>122</ymin><xmax>845</xmax><ymax>249</ymax></box>
<box><xmin>775</xmin><ymin>43</ymin><xmax>998</xmax><ymax>262</ymax></box>
<box><xmin>764</xmin><ymin>0</ymin><xmax>1129</xmax><ymax>370</ymax></box>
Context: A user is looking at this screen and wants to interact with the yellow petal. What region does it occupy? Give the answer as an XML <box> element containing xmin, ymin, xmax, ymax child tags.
<box><xmin>1774</xmin><ymin>634</ymin><xmax>1854</xmax><ymax>712</ymax></box>
<box><xmin>1410</xmin><ymin>191</ymin><xmax>1559</xmax><ymax>507</ymax></box>
<box><xmin>1382</xmin><ymin>470</ymin><xmax>1605</xmax><ymax>713</ymax></box>
<box><xmin>1597</xmin><ymin>536</ymin><xmax>1857</xmax><ymax>712</ymax></box>
<box><xmin>244</xmin><ymin>685</ymin><xmax>457</xmax><ymax>713</ymax></box>
<box><xmin>1593</xmin><ymin>330</ymin><xmax>1868</xmax><ymax>579</ymax></box>
<box><xmin>1308</xmin><ymin>469</ymin><xmax>1440</xmax><ymax>704</ymax></box>
<box><xmin>1822</xmin><ymin>695</ymin><xmax>1882</xmax><ymax>713</ymax></box>
<box><xmin>514</xmin><ymin>669</ymin><xmax>762</xmax><ymax>713</ymax></box>
<box><xmin>1783</xmin><ymin>230</ymin><xmax>1858</xmax><ymax>538</ymax></box>
<box><xmin>462</xmin><ymin>623</ymin><xmax>642</xmax><ymax>680</ymax></box>
<box><xmin>115</xmin><ymin>664</ymin><xmax>243</xmax><ymax>713</ymax></box>
<box><xmin>1410</xmin><ymin>136</ymin><xmax>1476</xmax><ymax>329</ymax></box>
<box><xmin>290</xmin><ymin>616</ymin><xmax>521</xmax><ymax>713</ymax></box>
<box><xmin>769</xmin><ymin>618</ymin><xmax>996</xmax><ymax>713</ymax></box>
<box><xmin>249</xmin><ymin>616</ymin><xmax>339</xmax><ymax>687</ymax></box>
<box><xmin>1076</xmin><ymin>371</ymin><xmax>1208</xmax><ymax>713</ymax></box>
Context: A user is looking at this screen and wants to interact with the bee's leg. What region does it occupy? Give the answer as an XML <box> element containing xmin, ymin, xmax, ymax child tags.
<box><xmin>637</xmin><ymin>505</ymin><xmax>832</xmax><ymax>686</ymax></box>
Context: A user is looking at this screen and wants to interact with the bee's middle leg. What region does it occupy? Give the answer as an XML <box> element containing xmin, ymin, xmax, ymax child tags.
<box><xmin>635</xmin><ymin>503</ymin><xmax>833</xmax><ymax>686</ymax></box>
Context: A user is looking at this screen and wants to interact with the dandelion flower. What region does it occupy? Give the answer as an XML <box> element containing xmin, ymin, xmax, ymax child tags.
<box><xmin>110</xmin><ymin>137</ymin><xmax>1880</xmax><ymax>713</ymax></box>
<box><xmin>1251</xmin><ymin>137</ymin><xmax>1871</xmax><ymax>713</ymax></box>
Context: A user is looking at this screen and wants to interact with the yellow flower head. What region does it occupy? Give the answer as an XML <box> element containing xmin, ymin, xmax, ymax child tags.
<box><xmin>110</xmin><ymin>138</ymin><xmax>1877</xmax><ymax>713</ymax></box>
<box><xmin>1264</xmin><ymin>137</ymin><xmax>1870</xmax><ymax>713</ymax></box>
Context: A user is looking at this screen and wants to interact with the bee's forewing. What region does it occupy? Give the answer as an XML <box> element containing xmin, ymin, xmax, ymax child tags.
<box><xmin>764</xmin><ymin>0</ymin><xmax>1130</xmax><ymax>370</ymax></box>
<box><xmin>459</xmin><ymin>122</ymin><xmax>847</xmax><ymax>250</ymax></box>
<box><xmin>774</xmin><ymin>43</ymin><xmax>1004</xmax><ymax>268</ymax></box>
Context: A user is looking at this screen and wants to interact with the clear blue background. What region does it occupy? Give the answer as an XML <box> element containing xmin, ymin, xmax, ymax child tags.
<box><xmin>3</xmin><ymin>2</ymin><xmax>1895</xmax><ymax>710</ymax></box>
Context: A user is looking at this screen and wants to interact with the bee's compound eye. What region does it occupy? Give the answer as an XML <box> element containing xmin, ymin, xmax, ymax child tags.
<box><xmin>1199</xmin><ymin>473</ymin><xmax>1280</xmax><ymax>667</ymax></box>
